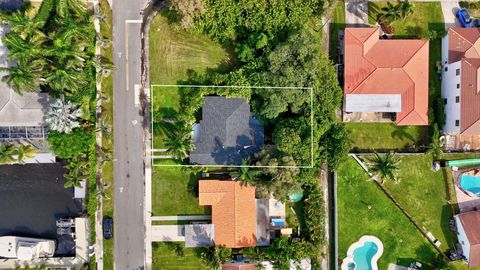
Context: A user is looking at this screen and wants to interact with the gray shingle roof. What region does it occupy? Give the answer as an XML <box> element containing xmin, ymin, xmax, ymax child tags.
<box><xmin>190</xmin><ymin>96</ymin><xmax>264</xmax><ymax>165</ymax></box>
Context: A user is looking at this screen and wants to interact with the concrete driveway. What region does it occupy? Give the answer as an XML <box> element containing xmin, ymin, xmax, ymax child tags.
<box><xmin>345</xmin><ymin>0</ymin><xmax>368</xmax><ymax>26</ymax></box>
<box><xmin>441</xmin><ymin>1</ymin><xmax>460</xmax><ymax>30</ymax></box>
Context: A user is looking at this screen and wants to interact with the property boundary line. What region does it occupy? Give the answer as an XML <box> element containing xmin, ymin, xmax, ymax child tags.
<box><xmin>150</xmin><ymin>85</ymin><xmax>315</xmax><ymax>168</ymax></box>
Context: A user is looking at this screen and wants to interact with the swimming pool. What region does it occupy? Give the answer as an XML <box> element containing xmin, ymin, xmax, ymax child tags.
<box><xmin>460</xmin><ymin>174</ymin><xmax>480</xmax><ymax>196</ymax></box>
<box><xmin>341</xmin><ymin>236</ymin><xmax>383</xmax><ymax>270</ymax></box>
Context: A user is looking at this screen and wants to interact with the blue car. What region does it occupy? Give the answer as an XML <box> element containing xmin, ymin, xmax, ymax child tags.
<box><xmin>457</xmin><ymin>8</ymin><xmax>479</xmax><ymax>28</ymax></box>
<box><xmin>103</xmin><ymin>217</ymin><xmax>113</xmax><ymax>240</ymax></box>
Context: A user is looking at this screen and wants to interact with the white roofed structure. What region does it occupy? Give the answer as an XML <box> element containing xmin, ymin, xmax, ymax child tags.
<box><xmin>0</xmin><ymin>236</ymin><xmax>55</xmax><ymax>260</ymax></box>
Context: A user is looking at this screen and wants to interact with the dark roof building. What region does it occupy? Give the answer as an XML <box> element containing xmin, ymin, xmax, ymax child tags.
<box><xmin>190</xmin><ymin>96</ymin><xmax>264</xmax><ymax>165</ymax></box>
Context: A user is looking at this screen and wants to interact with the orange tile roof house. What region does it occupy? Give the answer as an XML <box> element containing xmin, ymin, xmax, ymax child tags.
<box><xmin>344</xmin><ymin>27</ymin><xmax>429</xmax><ymax>126</ymax></box>
<box><xmin>442</xmin><ymin>28</ymin><xmax>480</xmax><ymax>135</ymax></box>
<box><xmin>454</xmin><ymin>210</ymin><xmax>480</xmax><ymax>268</ymax></box>
<box><xmin>199</xmin><ymin>180</ymin><xmax>257</xmax><ymax>248</ymax></box>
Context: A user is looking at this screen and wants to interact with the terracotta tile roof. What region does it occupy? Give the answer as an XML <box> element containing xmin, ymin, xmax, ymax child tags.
<box><xmin>222</xmin><ymin>263</ymin><xmax>257</xmax><ymax>270</ymax></box>
<box><xmin>344</xmin><ymin>27</ymin><xmax>429</xmax><ymax>125</ymax></box>
<box><xmin>448</xmin><ymin>28</ymin><xmax>480</xmax><ymax>134</ymax></box>
<box><xmin>199</xmin><ymin>180</ymin><xmax>256</xmax><ymax>248</ymax></box>
<box><xmin>457</xmin><ymin>211</ymin><xmax>480</xmax><ymax>268</ymax></box>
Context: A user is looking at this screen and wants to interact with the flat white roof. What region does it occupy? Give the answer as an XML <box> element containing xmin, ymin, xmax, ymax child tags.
<box><xmin>345</xmin><ymin>94</ymin><xmax>401</xmax><ymax>113</ymax></box>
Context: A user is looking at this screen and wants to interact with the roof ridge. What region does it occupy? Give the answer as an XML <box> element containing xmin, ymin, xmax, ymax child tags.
<box><xmin>402</xmin><ymin>39</ymin><xmax>429</xmax><ymax>69</ymax></box>
<box><xmin>451</xmin><ymin>28</ymin><xmax>476</xmax><ymax>46</ymax></box>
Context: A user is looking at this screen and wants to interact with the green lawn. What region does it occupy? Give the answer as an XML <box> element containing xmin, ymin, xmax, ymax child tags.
<box><xmin>152</xmin><ymin>242</ymin><xmax>209</xmax><ymax>270</ymax></box>
<box><xmin>149</xmin><ymin>11</ymin><xmax>235</xmax><ymax>149</ymax></box>
<box><xmin>337</xmin><ymin>158</ymin><xmax>438</xmax><ymax>269</ymax></box>
<box><xmin>149</xmin><ymin>11</ymin><xmax>235</xmax><ymax>85</ymax></box>
<box><xmin>151</xmin><ymin>160</ymin><xmax>209</xmax><ymax>216</ymax></box>
<box><xmin>380</xmin><ymin>155</ymin><xmax>457</xmax><ymax>252</ymax></box>
<box><xmin>99</xmin><ymin>0</ymin><xmax>114</xmax><ymax>268</ymax></box>
<box><xmin>345</xmin><ymin>123</ymin><xmax>427</xmax><ymax>152</ymax></box>
<box><xmin>329</xmin><ymin>0</ymin><xmax>345</xmax><ymax>63</ymax></box>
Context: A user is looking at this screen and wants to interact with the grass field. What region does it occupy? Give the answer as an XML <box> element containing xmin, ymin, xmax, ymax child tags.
<box><xmin>149</xmin><ymin>11</ymin><xmax>235</xmax><ymax>149</ymax></box>
<box><xmin>99</xmin><ymin>0</ymin><xmax>114</xmax><ymax>268</ymax></box>
<box><xmin>345</xmin><ymin>123</ymin><xmax>427</xmax><ymax>152</ymax></box>
<box><xmin>381</xmin><ymin>155</ymin><xmax>457</xmax><ymax>252</ymax></box>
<box><xmin>152</xmin><ymin>242</ymin><xmax>209</xmax><ymax>270</ymax></box>
<box><xmin>337</xmin><ymin>158</ymin><xmax>438</xmax><ymax>269</ymax></box>
<box><xmin>149</xmin><ymin>11</ymin><xmax>235</xmax><ymax>85</ymax></box>
<box><xmin>329</xmin><ymin>0</ymin><xmax>345</xmax><ymax>63</ymax></box>
<box><xmin>151</xmin><ymin>160</ymin><xmax>209</xmax><ymax>216</ymax></box>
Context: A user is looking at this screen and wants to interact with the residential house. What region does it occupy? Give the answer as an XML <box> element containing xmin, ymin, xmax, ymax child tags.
<box><xmin>454</xmin><ymin>210</ymin><xmax>480</xmax><ymax>268</ymax></box>
<box><xmin>197</xmin><ymin>180</ymin><xmax>287</xmax><ymax>248</ymax></box>
<box><xmin>442</xmin><ymin>28</ymin><xmax>480</xmax><ymax>134</ymax></box>
<box><xmin>344</xmin><ymin>27</ymin><xmax>429</xmax><ymax>125</ymax></box>
<box><xmin>199</xmin><ymin>180</ymin><xmax>257</xmax><ymax>248</ymax></box>
<box><xmin>190</xmin><ymin>96</ymin><xmax>264</xmax><ymax>165</ymax></box>
<box><xmin>0</xmin><ymin>24</ymin><xmax>52</xmax><ymax>140</ymax></box>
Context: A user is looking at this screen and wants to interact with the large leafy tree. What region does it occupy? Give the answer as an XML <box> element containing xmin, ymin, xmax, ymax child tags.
<box><xmin>368</xmin><ymin>152</ymin><xmax>400</xmax><ymax>184</ymax></box>
<box><xmin>45</xmin><ymin>97</ymin><xmax>83</xmax><ymax>133</ymax></box>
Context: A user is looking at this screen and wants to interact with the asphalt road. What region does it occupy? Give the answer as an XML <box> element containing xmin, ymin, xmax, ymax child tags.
<box><xmin>112</xmin><ymin>0</ymin><xmax>147</xmax><ymax>269</ymax></box>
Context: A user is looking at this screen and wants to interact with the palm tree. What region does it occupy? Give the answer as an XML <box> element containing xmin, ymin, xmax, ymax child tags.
<box><xmin>45</xmin><ymin>97</ymin><xmax>83</xmax><ymax>133</ymax></box>
<box><xmin>64</xmin><ymin>155</ymin><xmax>89</xmax><ymax>188</ymax></box>
<box><xmin>15</xmin><ymin>144</ymin><xmax>37</xmax><ymax>164</ymax></box>
<box><xmin>0</xmin><ymin>143</ymin><xmax>17</xmax><ymax>164</ymax></box>
<box><xmin>94</xmin><ymin>56</ymin><xmax>115</xmax><ymax>78</ymax></box>
<box><xmin>164</xmin><ymin>126</ymin><xmax>194</xmax><ymax>160</ymax></box>
<box><xmin>45</xmin><ymin>68</ymin><xmax>87</xmax><ymax>94</ymax></box>
<box><xmin>0</xmin><ymin>10</ymin><xmax>42</xmax><ymax>38</ymax></box>
<box><xmin>398</xmin><ymin>0</ymin><xmax>414</xmax><ymax>19</ymax></box>
<box><xmin>379</xmin><ymin>1</ymin><xmax>402</xmax><ymax>23</ymax></box>
<box><xmin>96</xmin><ymin>116</ymin><xmax>112</xmax><ymax>139</ymax></box>
<box><xmin>368</xmin><ymin>152</ymin><xmax>400</xmax><ymax>184</ymax></box>
<box><xmin>46</xmin><ymin>38</ymin><xmax>86</xmax><ymax>66</ymax></box>
<box><xmin>63</xmin><ymin>172</ymin><xmax>83</xmax><ymax>188</ymax></box>
<box><xmin>56</xmin><ymin>0</ymin><xmax>87</xmax><ymax>18</ymax></box>
<box><xmin>230</xmin><ymin>158</ymin><xmax>260</xmax><ymax>185</ymax></box>
<box><xmin>0</xmin><ymin>65</ymin><xmax>39</xmax><ymax>93</ymax></box>
<box><xmin>3</xmin><ymin>32</ymin><xmax>45</xmax><ymax>63</ymax></box>
<box><xmin>53</xmin><ymin>16</ymin><xmax>89</xmax><ymax>42</ymax></box>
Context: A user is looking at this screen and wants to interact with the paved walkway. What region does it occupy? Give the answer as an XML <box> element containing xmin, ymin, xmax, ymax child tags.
<box><xmin>345</xmin><ymin>0</ymin><xmax>368</xmax><ymax>26</ymax></box>
<box><xmin>151</xmin><ymin>225</ymin><xmax>186</xmax><ymax>242</ymax></box>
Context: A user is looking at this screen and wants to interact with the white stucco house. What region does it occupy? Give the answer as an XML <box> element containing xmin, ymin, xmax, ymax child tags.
<box><xmin>454</xmin><ymin>210</ymin><xmax>480</xmax><ymax>268</ymax></box>
<box><xmin>442</xmin><ymin>28</ymin><xmax>480</xmax><ymax>134</ymax></box>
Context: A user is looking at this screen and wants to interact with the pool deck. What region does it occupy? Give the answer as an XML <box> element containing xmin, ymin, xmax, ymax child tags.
<box><xmin>452</xmin><ymin>168</ymin><xmax>480</xmax><ymax>213</ymax></box>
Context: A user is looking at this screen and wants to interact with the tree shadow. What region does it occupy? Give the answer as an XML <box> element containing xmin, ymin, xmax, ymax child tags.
<box><xmin>391</xmin><ymin>126</ymin><xmax>416</xmax><ymax>142</ymax></box>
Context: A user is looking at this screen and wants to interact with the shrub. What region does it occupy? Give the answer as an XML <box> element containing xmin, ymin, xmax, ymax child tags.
<box><xmin>47</xmin><ymin>129</ymin><xmax>94</xmax><ymax>159</ymax></box>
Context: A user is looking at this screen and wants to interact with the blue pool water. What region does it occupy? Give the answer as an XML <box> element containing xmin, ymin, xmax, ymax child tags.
<box><xmin>460</xmin><ymin>175</ymin><xmax>480</xmax><ymax>196</ymax></box>
<box><xmin>352</xmin><ymin>241</ymin><xmax>379</xmax><ymax>270</ymax></box>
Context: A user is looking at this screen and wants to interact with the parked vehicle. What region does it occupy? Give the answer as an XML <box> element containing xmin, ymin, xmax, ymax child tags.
<box><xmin>103</xmin><ymin>217</ymin><xmax>113</xmax><ymax>240</ymax></box>
<box><xmin>457</xmin><ymin>8</ymin><xmax>480</xmax><ymax>28</ymax></box>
